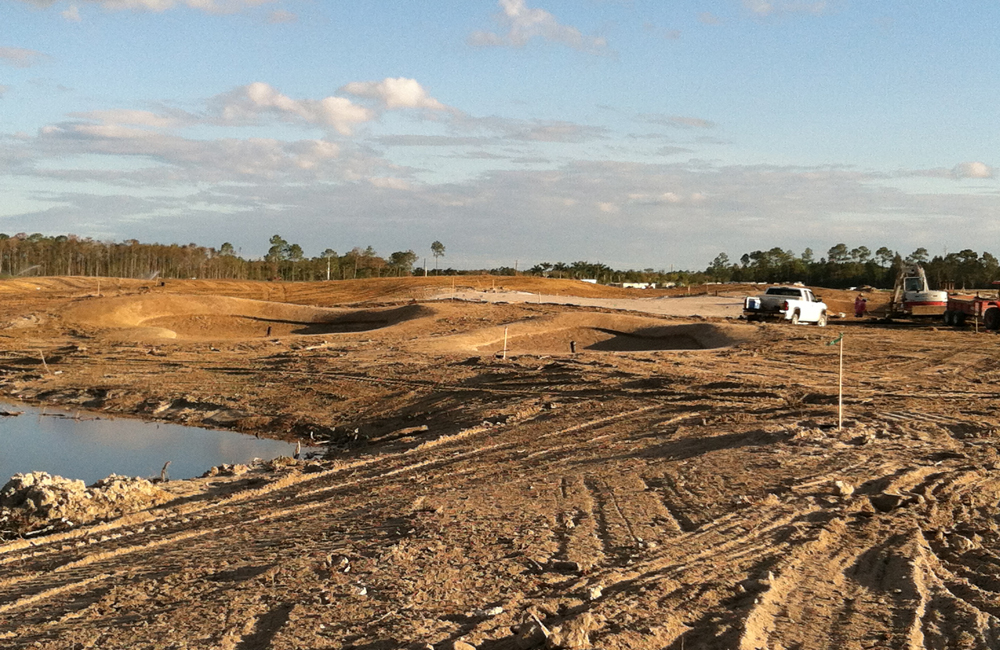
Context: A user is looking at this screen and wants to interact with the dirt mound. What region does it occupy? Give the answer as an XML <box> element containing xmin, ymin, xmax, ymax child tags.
<box><xmin>425</xmin><ymin>312</ymin><xmax>756</xmax><ymax>355</ymax></box>
<box><xmin>61</xmin><ymin>294</ymin><xmax>432</xmax><ymax>340</ymax></box>
<box><xmin>0</xmin><ymin>472</ymin><xmax>170</xmax><ymax>538</ymax></box>
<box><xmin>2</xmin><ymin>276</ymin><xmax>760</xmax><ymax>305</ymax></box>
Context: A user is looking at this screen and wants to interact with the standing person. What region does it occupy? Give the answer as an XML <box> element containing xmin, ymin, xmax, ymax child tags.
<box><xmin>854</xmin><ymin>294</ymin><xmax>867</xmax><ymax>318</ymax></box>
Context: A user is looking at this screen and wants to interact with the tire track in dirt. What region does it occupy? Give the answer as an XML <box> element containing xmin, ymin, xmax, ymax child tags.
<box><xmin>553</xmin><ymin>475</ymin><xmax>605</xmax><ymax>570</ymax></box>
<box><xmin>547</xmin><ymin>502</ymin><xmax>821</xmax><ymax>648</ymax></box>
<box><xmin>583</xmin><ymin>477</ymin><xmax>636</xmax><ymax>564</ymax></box>
<box><xmin>0</xmin><ymin>401</ymin><xmax>675</xmax><ymax>620</ymax></box>
<box><xmin>643</xmin><ymin>473</ymin><xmax>700</xmax><ymax>533</ymax></box>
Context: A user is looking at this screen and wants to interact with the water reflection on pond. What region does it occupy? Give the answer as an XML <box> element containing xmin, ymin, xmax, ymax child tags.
<box><xmin>0</xmin><ymin>401</ymin><xmax>315</xmax><ymax>485</ymax></box>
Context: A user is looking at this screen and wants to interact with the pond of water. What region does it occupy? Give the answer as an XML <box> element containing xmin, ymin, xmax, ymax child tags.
<box><xmin>0</xmin><ymin>401</ymin><xmax>316</xmax><ymax>485</ymax></box>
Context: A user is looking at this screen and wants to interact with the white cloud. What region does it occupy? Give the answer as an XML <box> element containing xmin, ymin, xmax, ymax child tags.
<box><xmin>220</xmin><ymin>82</ymin><xmax>374</xmax><ymax>135</ymax></box>
<box><xmin>669</xmin><ymin>116</ymin><xmax>715</xmax><ymax>129</ymax></box>
<box><xmin>266</xmin><ymin>9</ymin><xmax>296</xmax><ymax>23</ymax></box>
<box><xmin>71</xmin><ymin>123</ymin><xmax>159</xmax><ymax>139</ymax></box>
<box><xmin>698</xmin><ymin>12</ymin><xmax>721</xmax><ymax>25</ymax></box>
<box><xmin>656</xmin><ymin>146</ymin><xmax>694</xmax><ymax>156</ymax></box>
<box><xmin>508</xmin><ymin>121</ymin><xmax>607</xmax><ymax>143</ymax></box>
<box><xmin>743</xmin><ymin>0</ymin><xmax>830</xmax><ymax>16</ymax></box>
<box><xmin>744</xmin><ymin>0</ymin><xmax>773</xmax><ymax>14</ymax></box>
<box><xmin>69</xmin><ymin>109</ymin><xmax>185</xmax><ymax>128</ymax></box>
<box><xmin>0</xmin><ymin>46</ymin><xmax>46</xmax><ymax>68</ymax></box>
<box><xmin>289</xmin><ymin>139</ymin><xmax>340</xmax><ymax>169</ymax></box>
<box><xmin>34</xmin><ymin>121</ymin><xmax>345</xmax><ymax>180</ymax></box>
<box><xmin>61</xmin><ymin>4</ymin><xmax>82</xmax><ymax>20</ymax></box>
<box><xmin>340</xmin><ymin>78</ymin><xmax>448</xmax><ymax>111</ymax></box>
<box><xmin>451</xmin><ymin>114</ymin><xmax>608</xmax><ymax>143</ymax></box>
<box><xmin>953</xmin><ymin>161</ymin><xmax>994</xmax><ymax>179</ymax></box>
<box><xmin>641</xmin><ymin>114</ymin><xmax>716</xmax><ymax>129</ymax></box>
<box><xmin>628</xmin><ymin>191</ymin><xmax>687</xmax><ymax>204</ymax></box>
<box><xmin>469</xmin><ymin>0</ymin><xmax>608</xmax><ymax>54</ymax></box>
<box><xmin>16</xmin><ymin>0</ymin><xmax>276</xmax><ymax>14</ymax></box>
<box><xmin>368</xmin><ymin>177</ymin><xmax>412</xmax><ymax>191</ymax></box>
<box><xmin>907</xmin><ymin>162</ymin><xmax>996</xmax><ymax>180</ymax></box>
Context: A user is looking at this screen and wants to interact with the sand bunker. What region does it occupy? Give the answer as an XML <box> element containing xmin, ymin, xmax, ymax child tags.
<box><xmin>62</xmin><ymin>294</ymin><xmax>431</xmax><ymax>341</ymax></box>
<box><xmin>425</xmin><ymin>312</ymin><xmax>755</xmax><ymax>355</ymax></box>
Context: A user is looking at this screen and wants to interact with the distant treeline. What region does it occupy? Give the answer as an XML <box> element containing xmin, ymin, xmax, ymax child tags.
<box><xmin>0</xmin><ymin>233</ymin><xmax>426</xmax><ymax>282</ymax></box>
<box><xmin>3</xmin><ymin>232</ymin><xmax>996</xmax><ymax>290</ymax></box>
<box><xmin>703</xmin><ymin>245</ymin><xmax>1000</xmax><ymax>290</ymax></box>
<box><xmin>0</xmin><ymin>232</ymin><xmax>701</xmax><ymax>285</ymax></box>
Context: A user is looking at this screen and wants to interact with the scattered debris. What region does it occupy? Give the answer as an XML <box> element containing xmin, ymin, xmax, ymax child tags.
<box><xmin>0</xmin><ymin>472</ymin><xmax>170</xmax><ymax>537</ymax></box>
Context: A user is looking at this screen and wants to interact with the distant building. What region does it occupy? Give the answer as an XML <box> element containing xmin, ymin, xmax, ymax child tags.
<box><xmin>580</xmin><ymin>278</ymin><xmax>598</xmax><ymax>284</ymax></box>
<box><xmin>609</xmin><ymin>282</ymin><xmax>657</xmax><ymax>289</ymax></box>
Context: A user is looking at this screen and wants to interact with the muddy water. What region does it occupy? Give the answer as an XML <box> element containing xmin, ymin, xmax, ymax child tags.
<box><xmin>0</xmin><ymin>401</ymin><xmax>313</xmax><ymax>484</ymax></box>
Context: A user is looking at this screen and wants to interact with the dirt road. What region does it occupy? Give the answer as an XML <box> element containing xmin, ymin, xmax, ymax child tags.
<box><xmin>1</xmin><ymin>277</ymin><xmax>998</xmax><ymax>649</ymax></box>
<box><xmin>434</xmin><ymin>289</ymin><xmax>747</xmax><ymax>319</ymax></box>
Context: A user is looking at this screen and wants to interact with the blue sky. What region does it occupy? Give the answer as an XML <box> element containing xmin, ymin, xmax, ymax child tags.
<box><xmin>1</xmin><ymin>1</ymin><xmax>997</xmax><ymax>271</ymax></box>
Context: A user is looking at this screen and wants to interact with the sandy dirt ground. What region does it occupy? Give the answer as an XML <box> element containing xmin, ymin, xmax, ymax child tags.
<box><xmin>0</xmin><ymin>276</ymin><xmax>996</xmax><ymax>649</ymax></box>
<box><xmin>432</xmin><ymin>290</ymin><xmax>747</xmax><ymax>319</ymax></box>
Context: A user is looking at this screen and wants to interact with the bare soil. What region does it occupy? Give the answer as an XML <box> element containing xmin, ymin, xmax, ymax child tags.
<box><xmin>0</xmin><ymin>276</ymin><xmax>997</xmax><ymax>649</ymax></box>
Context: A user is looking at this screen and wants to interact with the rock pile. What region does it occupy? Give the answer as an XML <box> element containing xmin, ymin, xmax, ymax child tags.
<box><xmin>0</xmin><ymin>471</ymin><xmax>171</xmax><ymax>537</ymax></box>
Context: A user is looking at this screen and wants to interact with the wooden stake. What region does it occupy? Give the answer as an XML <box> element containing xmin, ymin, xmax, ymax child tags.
<box><xmin>529</xmin><ymin>612</ymin><xmax>550</xmax><ymax>638</ymax></box>
<box><xmin>838</xmin><ymin>335</ymin><xmax>844</xmax><ymax>430</ymax></box>
<box><xmin>502</xmin><ymin>326</ymin><xmax>509</xmax><ymax>360</ymax></box>
<box><xmin>39</xmin><ymin>350</ymin><xmax>50</xmax><ymax>374</ymax></box>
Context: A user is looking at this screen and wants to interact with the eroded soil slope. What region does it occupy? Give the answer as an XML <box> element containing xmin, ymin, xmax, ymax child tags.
<box><xmin>1</xmin><ymin>278</ymin><xmax>999</xmax><ymax>649</ymax></box>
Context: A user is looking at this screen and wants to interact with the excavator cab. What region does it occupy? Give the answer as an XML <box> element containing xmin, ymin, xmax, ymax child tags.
<box><xmin>890</xmin><ymin>264</ymin><xmax>948</xmax><ymax>317</ymax></box>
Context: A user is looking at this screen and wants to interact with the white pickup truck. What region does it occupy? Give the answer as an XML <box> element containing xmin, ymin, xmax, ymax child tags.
<box><xmin>743</xmin><ymin>286</ymin><xmax>828</xmax><ymax>326</ymax></box>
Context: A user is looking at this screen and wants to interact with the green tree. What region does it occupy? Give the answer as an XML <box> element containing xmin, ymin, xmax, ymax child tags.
<box><xmin>430</xmin><ymin>240</ymin><xmax>445</xmax><ymax>273</ymax></box>
<box><xmin>707</xmin><ymin>253</ymin><xmax>732</xmax><ymax>281</ymax></box>
<box><xmin>388</xmin><ymin>250</ymin><xmax>418</xmax><ymax>276</ymax></box>
<box><xmin>286</xmin><ymin>243</ymin><xmax>304</xmax><ymax>280</ymax></box>
<box><xmin>266</xmin><ymin>235</ymin><xmax>288</xmax><ymax>262</ymax></box>
<box><xmin>906</xmin><ymin>247</ymin><xmax>929</xmax><ymax>264</ymax></box>
<box><xmin>321</xmin><ymin>249</ymin><xmax>338</xmax><ymax>281</ymax></box>
<box><xmin>827</xmin><ymin>243</ymin><xmax>849</xmax><ymax>264</ymax></box>
<box><xmin>851</xmin><ymin>246</ymin><xmax>871</xmax><ymax>263</ymax></box>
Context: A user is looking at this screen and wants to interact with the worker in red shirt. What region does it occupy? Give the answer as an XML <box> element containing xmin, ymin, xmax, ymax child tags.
<box><xmin>854</xmin><ymin>294</ymin><xmax>867</xmax><ymax>318</ymax></box>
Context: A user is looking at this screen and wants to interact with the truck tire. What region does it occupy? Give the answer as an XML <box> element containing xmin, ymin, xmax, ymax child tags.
<box><xmin>816</xmin><ymin>311</ymin><xmax>828</xmax><ymax>327</ymax></box>
<box><xmin>790</xmin><ymin>311</ymin><xmax>800</xmax><ymax>325</ymax></box>
<box><xmin>944</xmin><ymin>310</ymin><xmax>954</xmax><ymax>326</ymax></box>
<box><xmin>956</xmin><ymin>312</ymin><xmax>966</xmax><ymax>326</ymax></box>
<box><xmin>985</xmin><ymin>308</ymin><xmax>1000</xmax><ymax>330</ymax></box>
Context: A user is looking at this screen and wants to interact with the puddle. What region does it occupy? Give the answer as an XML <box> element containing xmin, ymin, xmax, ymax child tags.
<box><xmin>0</xmin><ymin>401</ymin><xmax>317</xmax><ymax>484</ymax></box>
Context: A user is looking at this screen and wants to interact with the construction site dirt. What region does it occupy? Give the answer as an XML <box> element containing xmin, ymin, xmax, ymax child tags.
<box><xmin>1</xmin><ymin>276</ymin><xmax>999</xmax><ymax>649</ymax></box>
